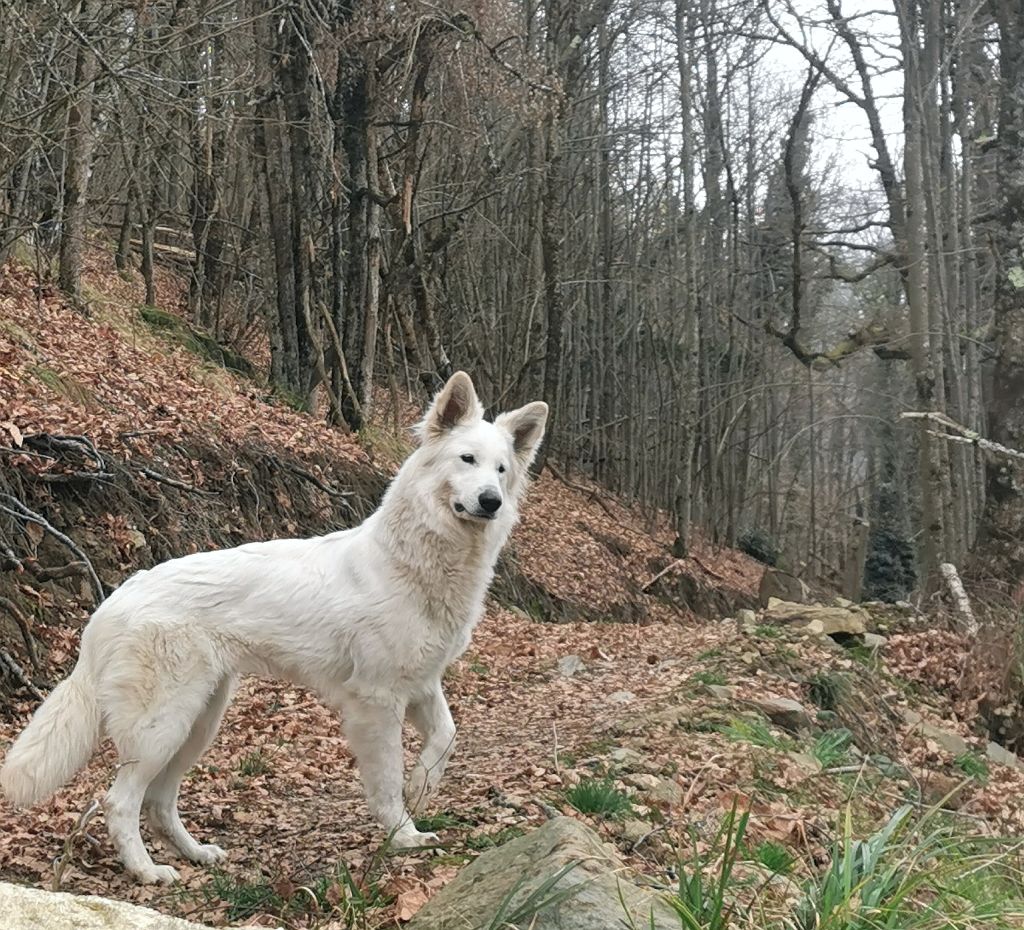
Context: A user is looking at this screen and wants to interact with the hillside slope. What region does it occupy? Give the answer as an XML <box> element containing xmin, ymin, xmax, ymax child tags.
<box><xmin>1</xmin><ymin>257</ymin><xmax>1023</xmax><ymax>928</ymax></box>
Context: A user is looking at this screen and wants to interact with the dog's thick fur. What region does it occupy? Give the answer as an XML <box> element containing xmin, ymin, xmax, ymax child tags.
<box><xmin>0</xmin><ymin>372</ymin><xmax>547</xmax><ymax>884</ymax></box>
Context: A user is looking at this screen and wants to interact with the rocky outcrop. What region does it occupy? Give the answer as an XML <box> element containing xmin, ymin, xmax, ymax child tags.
<box><xmin>761</xmin><ymin>600</ymin><xmax>868</xmax><ymax>638</ymax></box>
<box><xmin>0</xmin><ymin>882</ymin><xmax>221</xmax><ymax>930</ymax></box>
<box><xmin>407</xmin><ymin>817</ymin><xmax>678</xmax><ymax>930</ymax></box>
<box><xmin>758</xmin><ymin>569</ymin><xmax>809</xmax><ymax>607</ymax></box>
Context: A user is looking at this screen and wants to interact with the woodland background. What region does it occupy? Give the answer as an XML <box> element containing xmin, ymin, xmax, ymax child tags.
<box><xmin>1</xmin><ymin>0</ymin><xmax>1023</xmax><ymax>601</ymax></box>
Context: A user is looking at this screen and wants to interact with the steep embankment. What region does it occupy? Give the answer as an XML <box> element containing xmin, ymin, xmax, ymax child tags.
<box><xmin>2</xmin><ymin>255</ymin><xmax>1023</xmax><ymax>929</ymax></box>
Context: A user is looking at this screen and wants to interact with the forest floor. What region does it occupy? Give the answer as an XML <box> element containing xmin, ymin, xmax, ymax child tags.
<box><xmin>1</xmin><ymin>251</ymin><xmax>1023</xmax><ymax>928</ymax></box>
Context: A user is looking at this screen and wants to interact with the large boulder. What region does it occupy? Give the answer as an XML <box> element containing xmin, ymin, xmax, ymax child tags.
<box><xmin>758</xmin><ymin>569</ymin><xmax>809</xmax><ymax>607</ymax></box>
<box><xmin>0</xmin><ymin>882</ymin><xmax>219</xmax><ymax>930</ymax></box>
<box><xmin>761</xmin><ymin>601</ymin><xmax>867</xmax><ymax>638</ymax></box>
<box><xmin>407</xmin><ymin>817</ymin><xmax>678</xmax><ymax>930</ymax></box>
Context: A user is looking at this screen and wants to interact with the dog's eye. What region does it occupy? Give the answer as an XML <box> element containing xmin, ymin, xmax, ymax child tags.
<box><xmin>498</xmin><ymin>464</ymin><xmax>506</xmax><ymax>473</ymax></box>
<box><xmin>460</xmin><ymin>454</ymin><xmax>475</xmax><ymax>464</ymax></box>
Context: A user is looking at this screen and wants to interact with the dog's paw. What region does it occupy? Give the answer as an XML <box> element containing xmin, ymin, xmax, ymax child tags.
<box><xmin>390</xmin><ymin>826</ymin><xmax>441</xmax><ymax>851</ymax></box>
<box><xmin>189</xmin><ymin>843</ymin><xmax>228</xmax><ymax>865</ymax></box>
<box><xmin>136</xmin><ymin>864</ymin><xmax>181</xmax><ymax>885</ymax></box>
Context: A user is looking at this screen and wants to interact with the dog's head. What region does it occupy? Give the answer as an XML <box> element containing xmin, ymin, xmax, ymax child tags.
<box><xmin>416</xmin><ymin>372</ymin><xmax>548</xmax><ymax>524</ymax></box>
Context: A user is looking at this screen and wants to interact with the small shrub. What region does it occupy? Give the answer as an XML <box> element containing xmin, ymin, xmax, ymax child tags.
<box><xmin>737</xmin><ymin>529</ymin><xmax>779</xmax><ymax>566</ymax></box>
<box><xmin>754</xmin><ymin>839</ymin><xmax>794</xmax><ymax>874</ymax></box>
<box><xmin>808</xmin><ymin>671</ymin><xmax>847</xmax><ymax>711</ymax></box>
<box><xmin>564</xmin><ymin>777</ymin><xmax>632</xmax><ymax>818</ymax></box>
<box><xmin>954</xmin><ymin>752</ymin><xmax>989</xmax><ymax>782</ymax></box>
<box><xmin>812</xmin><ymin>728</ymin><xmax>854</xmax><ymax>768</ymax></box>
<box><xmin>669</xmin><ymin>803</ymin><xmax>751</xmax><ymax>930</ymax></box>
<box><xmin>720</xmin><ymin>717</ymin><xmax>793</xmax><ymax>751</ymax></box>
<box><xmin>238</xmin><ymin>749</ymin><xmax>272</xmax><ymax>777</ymax></box>
<box><xmin>691</xmin><ymin>669</ymin><xmax>727</xmax><ymax>686</ymax></box>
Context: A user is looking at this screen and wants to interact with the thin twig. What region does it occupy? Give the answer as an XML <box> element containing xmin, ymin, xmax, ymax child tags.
<box><xmin>51</xmin><ymin>799</ymin><xmax>102</xmax><ymax>891</ymax></box>
<box><xmin>901</xmin><ymin>411</ymin><xmax>1024</xmax><ymax>461</ymax></box>
<box><xmin>0</xmin><ymin>494</ymin><xmax>104</xmax><ymax>604</ymax></box>
<box><xmin>138</xmin><ymin>466</ymin><xmax>215</xmax><ymax>496</ymax></box>
<box><xmin>0</xmin><ymin>647</ymin><xmax>45</xmax><ymax>700</ymax></box>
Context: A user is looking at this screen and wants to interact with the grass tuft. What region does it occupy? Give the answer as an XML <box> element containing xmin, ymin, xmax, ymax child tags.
<box><xmin>564</xmin><ymin>777</ymin><xmax>633</xmax><ymax>818</ymax></box>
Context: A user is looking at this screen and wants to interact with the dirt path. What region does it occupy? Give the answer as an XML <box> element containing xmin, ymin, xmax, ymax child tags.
<box><xmin>0</xmin><ymin>609</ymin><xmax>723</xmax><ymax>925</ymax></box>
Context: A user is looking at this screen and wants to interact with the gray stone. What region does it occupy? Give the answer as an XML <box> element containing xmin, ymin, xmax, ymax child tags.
<box><xmin>987</xmin><ymin>741</ymin><xmax>1020</xmax><ymax>770</ymax></box>
<box><xmin>705</xmin><ymin>684</ymin><xmax>737</xmax><ymax>702</ymax></box>
<box><xmin>751</xmin><ymin>697</ymin><xmax>812</xmax><ymax>732</ymax></box>
<box><xmin>407</xmin><ymin>817</ymin><xmax>679</xmax><ymax>930</ymax></box>
<box><xmin>736</xmin><ymin>608</ymin><xmax>757</xmax><ymax>630</ymax></box>
<box><xmin>0</xmin><ymin>883</ymin><xmax>219</xmax><ymax>930</ymax></box>
<box><xmin>623</xmin><ymin>773</ymin><xmax>659</xmax><ymax>791</ymax></box>
<box><xmin>608</xmin><ymin>747</ymin><xmax>644</xmax><ymax>771</ymax></box>
<box><xmin>608</xmin><ymin>691</ymin><xmax>635</xmax><ymax>704</ymax></box>
<box><xmin>918</xmin><ymin>722</ymin><xmax>970</xmax><ymax>757</ymax></box>
<box><xmin>786</xmin><ymin>751</ymin><xmax>823</xmax><ymax>775</ymax></box>
<box><xmin>557</xmin><ymin>655</ymin><xmax>584</xmax><ymax>677</ymax></box>
<box><xmin>863</xmin><ymin>633</ymin><xmax>888</xmax><ymax>650</ymax></box>
<box><xmin>762</xmin><ymin>601</ymin><xmax>867</xmax><ymax>638</ymax></box>
<box><xmin>619</xmin><ymin>818</ymin><xmax>652</xmax><ymax>846</ymax></box>
<box><xmin>759</xmin><ymin>569</ymin><xmax>810</xmax><ymax>607</ymax></box>
<box><xmin>648</xmin><ymin>777</ymin><xmax>684</xmax><ymax>806</ymax></box>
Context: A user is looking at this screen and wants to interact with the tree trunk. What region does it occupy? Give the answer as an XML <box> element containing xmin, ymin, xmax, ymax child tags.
<box><xmin>58</xmin><ymin>0</ymin><xmax>98</xmax><ymax>306</ymax></box>
<box><xmin>973</xmin><ymin>0</ymin><xmax>1024</xmax><ymax>590</ymax></box>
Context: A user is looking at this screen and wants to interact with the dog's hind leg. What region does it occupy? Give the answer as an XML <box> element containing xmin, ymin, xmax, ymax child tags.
<box><xmin>404</xmin><ymin>681</ymin><xmax>456</xmax><ymax>815</ymax></box>
<box><xmin>144</xmin><ymin>674</ymin><xmax>235</xmax><ymax>866</ymax></box>
<box><xmin>104</xmin><ymin>675</ymin><xmax>220</xmax><ymax>884</ymax></box>
<box><xmin>342</xmin><ymin>700</ymin><xmax>439</xmax><ymax>850</ymax></box>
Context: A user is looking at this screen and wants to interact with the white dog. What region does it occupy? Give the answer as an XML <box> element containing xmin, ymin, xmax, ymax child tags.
<box><xmin>0</xmin><ymin>372</ymin><xmax>547</xmax><ymax>884</ymax></box>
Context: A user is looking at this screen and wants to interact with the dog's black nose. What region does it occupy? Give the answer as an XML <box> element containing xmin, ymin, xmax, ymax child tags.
<box><xmin>478</xmin><ymin>491</ymin><xmax>502</xmax><ymax>514</ymax></box>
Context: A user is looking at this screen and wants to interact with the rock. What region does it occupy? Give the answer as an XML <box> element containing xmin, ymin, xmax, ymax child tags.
<box><xmin>786</xmin><ymin>751</ymin><xmax>823</xmax><ymax>776</ymax></box>
<box><xmin>608</xmin><ymin>747</ymin><xmax>644</xmax><ymax>771</ymax></box>
<box><xmin>648</xmin><ymin>777</ymin><xmax>684</xmax><ymax>806</ymax></box>
<box><xmin>762</xmin><ymin>601</ymin><xmax>867</xmax><ymax>638</ymax></box>
<box><xmin>705</xmin><ymin>684</ymin><xmax>737</xmax><ymax>702</ymax></box>
<box><xmin>609</xmin><ymin>703</ymin><xmax>690</xmax><ymax>735</ymax></box>
<box><xmin>921</xmin><ymin>772</ymin><xmax>968</xmax><ymax>810</ymax></box>
<box><xmin>406</xmin><ymin>817</ymin><xmax>679</xmax><ymax>930</ymax></box>
<box><xmin>759</xmin><ymin>569</ymin><xmax>810</xmax><ymax>607</ymax></box>
<box><xmin>736</xmin><ymin>608</ymin><xmax>757</xmax><ymax>632</ymax></box>
<box><xmin>557</xmin><ymin>655</ymin><xmax>584</xmax><ymax>677</ymax></box>
<box><xmin>834</xmin><ymin>596</ymin><xmax>854</xmax><ymax>608</ymax></box>
<box><xmin>751</xmin><ymin>697</ymin><xmax>812</xmax><ymax>732</ymax></box>
<box><xmin>0</xmin><ymin>883</ymin><xmax>217</xmax><ymax>930</ymax></box>
<box><xmin>987</xmin><ymin>741</ymin><xmax>1020</xmax><ymax>770</ymax></box>
<box><xmin>902</xmin><ymin>708</ymin><xmax>923</xmax><ymax>726</ymax></box>
<box><xmin>608</xmin><ymin>691</ymin><xmax>635</xmax><ymax>704</ymax></box>
<box><xmin>619</xmin><ymin>818</ymin><xmax>651</xmax><ymax>845</ymax></box>
<box><xmin>863</xmin><ymin>632</ymin><xmax>888</xmax><ymax>650</ymax></box>
<box><xmin>913</xmin><ymin>721</ymin><xmax>970</xmax><ymax>757</ymax></box>
<box><xmin>623</xmin><ymin>773</ymin><xmax>660</xmax><ymax>791</ymax></box>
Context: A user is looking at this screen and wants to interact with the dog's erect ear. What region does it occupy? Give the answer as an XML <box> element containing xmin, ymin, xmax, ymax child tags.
<box><xmin>496</xmin><ymin>401</ymin><xmax>548</xmax><ymax>462</ymax></box>
<box><xmin>419</xmin><ymin>371</ymin><xmax>483</xmax><ymax>441</ymax></box>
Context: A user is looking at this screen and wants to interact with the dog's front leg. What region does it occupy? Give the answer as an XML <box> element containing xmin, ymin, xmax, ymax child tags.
<box><xmin>342</xmin><ymin>700</ymin><xmax>439</xmax><ymax>849</ymax></box>
<box><xmin>404</xmin><ymin>681</ymin><xmax>456</xmax><ymax>816</ymax></box>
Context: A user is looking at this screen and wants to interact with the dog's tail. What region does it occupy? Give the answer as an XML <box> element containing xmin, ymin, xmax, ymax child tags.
<box><xmin>1</xmin><ymin>662</ymin><xmax>101</xmax><ymax>808</ymax></box>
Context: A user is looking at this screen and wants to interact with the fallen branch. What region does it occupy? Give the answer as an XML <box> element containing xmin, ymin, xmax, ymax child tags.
<box><xmin>284</xmin><ymin>463</ymin><xmax>355</xmax><ymax>501</ymax></box>
<box><xmin>901</xmin><ymin>412</ymin><xmax>1024</xmax><ymax>461</ymax></box>
<box><xmin>940</xmin><ymin>562</ymin><xmax>979</xmax><ymax>637</ymax></box>
<box><xmin>0</xmin><ymin>647</ymin><xmax>45</xmax><ymax>700</ymax></box>
<box><xmin>51</xmin><ymin>799</ymin><xmax>102</xmax><ymax>891</ymax></box>
<box><xmin>0</xmin><ymin>595</ymin><xmax>39</xmax><ymax>667</ymax></box>
<box><xmin>138</xmin><ymin>466</ymin><xmax>215</xmax><ymax>496</ymax></box>
<box><xmin>543</xmin><ymin>461</ymin><xmax>617</xmax><ymax>519</ymax></box>
<box><xmin>641</xmin><ymin>558</ymin><xmax>685</xmax><ymax>592</ymax></box>
<box><xmin>0</xmin><ymin>494</ymin><xmax>104</xmax><ymax>604</ymax></box>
